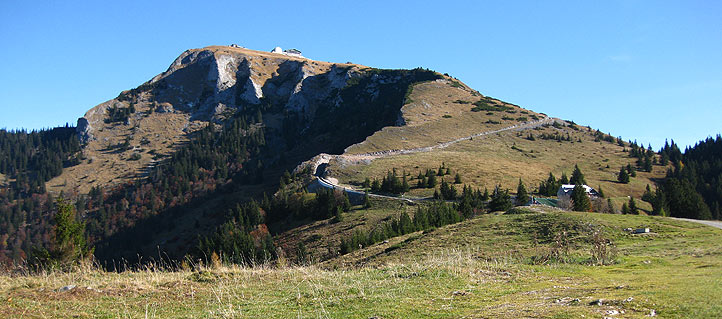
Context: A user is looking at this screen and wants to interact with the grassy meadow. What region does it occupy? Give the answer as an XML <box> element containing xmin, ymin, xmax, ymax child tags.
<box><xmin>2</xmin><ymin>208</ymin><xmax>720</xmax><ymax>318</ymax></box>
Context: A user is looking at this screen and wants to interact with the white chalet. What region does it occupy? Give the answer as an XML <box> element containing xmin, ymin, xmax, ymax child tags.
<box><xmin>557</xmin><ymin>184</ymin><xmax>600</xmax><ymax>201</ymax></box>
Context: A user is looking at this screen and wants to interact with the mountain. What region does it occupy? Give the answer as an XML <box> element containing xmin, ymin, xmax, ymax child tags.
<box><xmin>1</xmin><ymin>45</ymin><xmax>668</xmax><ymax>266</ymax></box>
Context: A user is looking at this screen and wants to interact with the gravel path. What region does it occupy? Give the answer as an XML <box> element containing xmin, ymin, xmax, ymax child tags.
<box><xmin>306</xmin><ymin>117</ymin><xmax>559</xmax><ymax>201</ymax></box>
<box><xmin>669</xmin><ymin>217</ymin><xmax>722</xmax><ymax>230</ymax></box>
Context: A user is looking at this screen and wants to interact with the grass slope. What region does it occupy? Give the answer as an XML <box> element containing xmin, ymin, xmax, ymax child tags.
<box><xmin>326</xmin><ymin>77</ymin><xmax>663</xmax><ymax>206</ymax></box>
<box><xmin>3</xmin><ymin>209</ymin><xmax>720</xmax><ymax>318</ymax></box>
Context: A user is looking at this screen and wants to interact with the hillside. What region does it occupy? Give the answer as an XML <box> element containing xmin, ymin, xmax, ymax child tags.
<box><xmin>1</xmin><ymin>44</ymin><xmax>720</xmax><ymax>318</ymax></box>
<box><xmin>2</xmin><ymin>209</ymin><xmax>720</xmax><ymax>318</ymax></box>
<box><xmin>0</xmin><ymin>44</ymin><xmax>684</xmax><ymax>268</ymax></box>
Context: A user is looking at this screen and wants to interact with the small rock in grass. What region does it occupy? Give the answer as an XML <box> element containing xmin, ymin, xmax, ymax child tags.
<box><xmin>589</xmin><ymin>299</ymin><xmax>604</xmax><ymax>306</ymax></box>
<box><xmin>58</xmin><ymin>285</ymin><xmax>76</xmax><ymax>292</ymax></box>
<box><xmin>649</xmin><ymin>309</ymin><xmax>656</xmax><ymax>317</ymax></box>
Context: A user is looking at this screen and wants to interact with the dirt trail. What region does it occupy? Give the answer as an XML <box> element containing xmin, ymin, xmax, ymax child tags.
<box><xmin>669</xmin><ymin>217</ymin><xmax>722</xmax><ymax>230</ymax></box>
<box><xmin>339</xmin><ymin>117</ymin><xmax>558</xmax><ymax>162</ymax></box>
<box><xmin>305</xmin><ymin>117</ymin><xmax>559</xmax><ymax>200</ymax></box>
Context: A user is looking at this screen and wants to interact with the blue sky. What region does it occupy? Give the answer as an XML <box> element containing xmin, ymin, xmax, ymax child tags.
<box><xmin>1</xmin><ymin>0</ymin><xmax>720</xmax><ymax>149</ymax></box>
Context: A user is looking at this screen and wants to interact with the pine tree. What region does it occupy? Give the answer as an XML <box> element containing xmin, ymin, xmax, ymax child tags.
<box><xmin>333</xmin><ymin>206</ymin><xmax>344</xmax><ymax>223</ymax></box>
<box><xmin>607</xmin><ymin>198</ymin><xmax>615</xmax><ymax>214</ymax></box>
<box><xmin>628</xmin><ymin>197</ymin><xmax>639</xmax><ymax>215</ymax></box>
<box><xmin>627</xmin><ymin>164</ymin><xmax>636</xmax><ymax>177</ymax></box>
<box><xmin>643</xmin><ymin>155</ymin><xmax>653</xmax><ymax>172</ymax></box>
<box><xmin>52</xmin><ymin>197</ymin><xmax>89</xmax><ymax>268</ymax></box>
<box><xmin>618</xmin><ymin>166</ymin><xmax>630</xmax><ymax>183</ymax></box>
<box><xmin>560</xmin><ymin>172</ymin><xmax>569</xmax><ymax>184</ymax></box>
<box><xmin>489</xmin><ymin>185</ymin><xmax>513</xmax><ymax>212</ymax></box>
<box><xmin>427</xmin><ymin>174</ymin><xmax>437</xmax><ymax>188</ymax></box>
<box><xmin>402</xmin><ymin>175</ymin><xmax>410</xmax><ymax>193</ymax></box>
<box><xmin>571</xmin><ymin>183</ymin><xmax>591</xmax><ymax>212</ymax></box>
<box><xmin>569</xmin><ymin>164</ymin><xmax>586</xmax><ymax>185</ymax></box>
<box><xmin>363</xmin><ymin>191</ymin><xmax>371</xmax><ymax>208</ymax></box>
<box><xmin>621</xmin><ymin>202</ymin><xmax>630</xmax><ymax>214</ymax></box>
<box><xmin>641</xmin><ymin>185</ymin><xmax>654</xmax><ymax>203</ymax></box>
<box><xmin>515</xmin><ymin>178</ymin><xmax>530</xmax><ymax>206</ymax></box>
<box><xmin>454</xmin><ymin>173</ymin><xmax>462</xmax><ymax>184</ymax></box>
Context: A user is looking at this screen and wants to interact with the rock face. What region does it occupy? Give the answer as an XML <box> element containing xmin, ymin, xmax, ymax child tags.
<box><xmin>145</xmin><ymin>46</ymin><xmax>355</xmax><ymax>121</ymax></box>
<box><xmin>58</xmin><ymin>45</ymin><xmax>440</xmax><ymax>193</ymax></box>
<box><xmin>77</xmin><ymin>46</ymin><xmax>363</xmax><ymax>138</ymax></box>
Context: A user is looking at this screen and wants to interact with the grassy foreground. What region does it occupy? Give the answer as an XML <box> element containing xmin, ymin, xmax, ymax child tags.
<box><xmin>2</xmin><ymin>210</ymin><xmax>720</xmax><ymax>318</ymax></box>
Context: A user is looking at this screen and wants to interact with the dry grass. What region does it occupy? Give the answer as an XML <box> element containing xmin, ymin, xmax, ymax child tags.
<box><xmin>2</xmin><ymin>211</ymin><xmax>720</xmax><ymax>318</ymax></box>
<box><xmin>46</xmin><ymin>99</ymin><xmax>205</xmax><ymax>194</ymax></box>
<box><xmin>346</xmin><ymin>79</ymin><xmax>544</xmax><ymax>154</ymax></box>
<box><xmin>331</xmin><ymin>125</ymin><xmax>664</xmax><ymax>202</ymax></box>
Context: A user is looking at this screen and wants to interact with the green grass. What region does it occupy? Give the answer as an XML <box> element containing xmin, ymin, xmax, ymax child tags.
<box><xmin>3</xmin><ymin>209</ymin><xmax>719</xmax><ymax>318</ymax></box>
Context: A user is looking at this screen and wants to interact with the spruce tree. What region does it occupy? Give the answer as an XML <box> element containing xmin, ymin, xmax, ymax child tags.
<box><xmin>515</xmin><ymin>178</ymin><xmax>530</xmax><ymax>206</ymax></box>
<box><xmin>628</xmin><ymin>197</ymin><xmax>639</xmax><ymax>215</ymax></box>
<box><xmin>569</xmin><ymin>164</ymin><xmax>586</xmax><ymax>185</ymax></box>
<box><xmin>454</xmin><ymin>173</ymin><xmax>462</xmax><ymax>184</ymax></box>
<box><xmin>560</xmin><ymin>172</ymin><xmax>569</xmax><ymax>184</ymax></box>
<box><xmin>402</xmin><ymin>175</ymin><xmax>410</xmax><ymax>193</ymax></box>
<box><xmin>643</xmin><ymin>156</ymin><xmax>653</xmax><ymax>172</ymax></box>
<box><xmin>621</xmin><ymin>202</ymin><xmax>630</xmax><ymax>214</ymax></box>
<box><xmin>427</xmin><ymin>174</ymin><xmax>437</xmax><ymax>188</ymax></box>
<box><xmin>618</xmin><ymin>166</ymin><xmax>630</xmax><ymax>183</ymax></box>
<box><xmin>571</xmin><ymin>183</ymin><xmax>591</xmax><ymax>212</ymax></box>
<box><xmin>489</xmin><ymin>185</ymin><xmax>513</xmax><ymax>212</ymax></box>
<box><xmin>52</xmin><ymin>197</ymin><xmax>89</xmax><ymax>267</ymax></box>
<box><xmin>482</xmin><ymin>188</ymin><xmax>490</xmax><ymax>201</ymax></box>
<box><xmin>607</xmin><ymin>198</ymin><xmax>615</xmax><ymax>214</ymax></box>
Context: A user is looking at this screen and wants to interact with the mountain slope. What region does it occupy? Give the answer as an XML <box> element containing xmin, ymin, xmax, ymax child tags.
<box><xmin>2</xmin><ymin>45</ymin><xmax>668</xmax><ymax>266</ymax></box>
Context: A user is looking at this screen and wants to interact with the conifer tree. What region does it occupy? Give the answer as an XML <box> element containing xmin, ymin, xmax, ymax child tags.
<box><xmin>627</xmin><ymin>164</ymin><xmax>637</xmax><ymax>177</ymax></box>
<box><xmin>402</xmin><ymin>175</ymin><xmax>410</xmax><ymax>193</ymax></box>
<box><xmin>454</xmin><ymin>173</ymin><xmax>462</xmax><ymax>184</ymax></box>
<box><xmin>571</xmin><ymin>183</ymin><xmax>591</xmax><ymax>212</ymax></box>
<box><xmin>569</xmin><ymin>164</ymin><xmax>586</xmax><ymax>185</ymax></box>
<box><xmin>427</xmin><ymin>174</ymin><xmax>437</xmax><ymax>188</ymax></box>
<box><xmin>621</xmin><ymin>202</ymin><xmax>630</xmax><ymax>214</ymax></box>
<box><xmin>628</xmin><ymin>197</ymin><xmax>639</xmax><ymax>215</ymax></box>
<box><xmin>560</xmin><ymin>172</ymin><xmax>569</xmax><ymax>184</ymax></box>
<box><xmin>515</xmin><ymin>178</ymin><xmax>530</xmax><ymax>206</ymax></box>
<box><xmin>51</xmin><ymin>197</ymin><xmax>89</xmax><ymax>268</ymax></box>
<box><xmin>641</xmin><ymin>185</ymin><xmax>654</xmax><ymax>203</ymax></box>
<box><xmin>489</xmin><ymin>185</ymin><xmax>513</xmax><ymax>212</ymax></box>
<box><xmin>643</xmin><ymin>155</ymin><xmax>653</xmax><ymax>172</ymax></box>
<box><xmin>618</xmin><ymin>166</ymin><xmax>630</xmax><ymax>183</ymax></box>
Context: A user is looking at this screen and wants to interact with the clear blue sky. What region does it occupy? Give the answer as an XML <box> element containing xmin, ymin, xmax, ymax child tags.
<box><xmin>1</xmin><ymin>0</ymin><xmax>720</xmax><ymax>149</ymax></box>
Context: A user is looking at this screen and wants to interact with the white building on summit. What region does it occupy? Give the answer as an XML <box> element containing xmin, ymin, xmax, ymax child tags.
<box><xmin>270</xmin><ymin>47</ymin><xmax>304</xmax><ymax>58</ymax></box>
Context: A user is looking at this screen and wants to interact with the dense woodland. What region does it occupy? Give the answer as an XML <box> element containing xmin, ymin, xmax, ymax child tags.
<box><xmin>0</xmin><ymin>127</ymin><xmax>81</xmax><ymax>264</ymax></box>
<box><xmin>91</xmin><ymin>113</ymin><xmax>274</xmax><ymax>267</ymax></box>
<box><xmin>651</xmin><ymin>137</ymin><xmax>722</xmax><ymax>220</ymax></box>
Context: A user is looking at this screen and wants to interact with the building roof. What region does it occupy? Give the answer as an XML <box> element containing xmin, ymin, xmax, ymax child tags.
<box><xmin>558</xmin><ymin>184</ymin><xmax>599</xmax><ymax>196</ymax></box>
